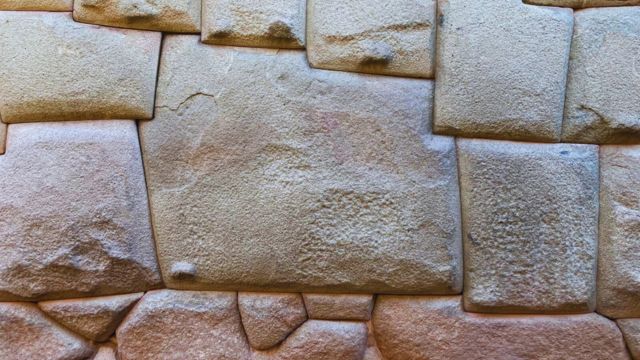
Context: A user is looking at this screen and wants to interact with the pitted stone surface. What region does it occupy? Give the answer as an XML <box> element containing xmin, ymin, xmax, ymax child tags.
<box><xmin>0</xmin><ymin>0</ymin><xmax>71</xmax><ymax>10</ymax></box>
<box><xmin>141</xmin><ymin>35</ymin><xmax>462</xmax><ymax>295</ymax></box>
<box><xmin>0</xmin><ymin>121</ymin><xmax>161</xmax><ymax>301</ymax></box>
<box><xmin>0</xmin><ymin>302</ymin><xmax>95</xmax><ymax>360</ymax></box>
<box><xmin>202</xmin><ymin>0</ymin><xmax>306</xmax><ymax>48</ymax></box>
<box><xmin>457</xmin><ymin>139</ymin><xmax>599</xmax><ymax>314</ymax></box>
<box><xmin>73</xmin><ymin>0</ymin><xmax>201</xmax><ymax>33</ymax></box>
<box><xmin>373</xmin><ymin>296</ymin><xmax>631</xmax><ymax>360</ymax></box>
<box><xmin>303</xmin><ymin>293</ymin><xmax>374</xmax><ymax>321</ymax></box>
<box><xmin>307</xmin><ymin>0</ymin><xmax>436</xmax><ymax>78</ymax></box>
<box><xmin>0</xmin><ymin>12</ymin><xmax>160</xmax><ymax>123</ymax></box>
<box><xmin>618</xmin><ymin>319</ymin><xmax>640</xmax><ymax>360</ymax></box>
<box><xmin>598</xmin><ymin>146</ymin><xmax>640</xmax><ymax>318</ymax></box>
<box><xmin>562</xmin><ymin>7</ymin><xmax>640</xmax><ymax>144</ymax></box>
<box><xmin>433</xmin><ymin>0</ymin><xmax>573</xmax><ymax>142</ymax></box>
<box><xmin>39</xmin><ymin>293</ymin><xmax>143</xmax><ymax>341</ymax></box>
<box><xmin>524</xmin><ymin>0</ymin><xmax>640</xmax><ymax>7</ymax></box>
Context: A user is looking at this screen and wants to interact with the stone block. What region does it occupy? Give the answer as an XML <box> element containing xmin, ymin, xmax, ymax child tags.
<box><xmin>0</xmin><ymin>0</ymin><xmax>71</xmax><ymax>11</ymax></box>
<box><xmin>524</xmin><ymin>0</ymin><xmax>640</xmax><ymax>7</ymax></box>
<box><xmin>618</xmin><ymin>319</ymin><xmax>640</xmax><ymax>360</ymax></box>
<box><xmin>303</xmin><ymin>293</ymin><xmax>374</xmax><ymax>321</ymax></box>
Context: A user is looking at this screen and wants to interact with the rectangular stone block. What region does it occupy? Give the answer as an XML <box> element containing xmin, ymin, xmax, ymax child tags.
<box><xmin>524</xmin><ymin>0</ymin><xmax>640</xmax><ymax>7</ymax></box>
<box><xmin>457</xmin><ymin>139</ymin><xmax>599</xmax><ymax>314</ymax></box>
<box><xmin>0</xmin><ymin>0</ymin><xmax>71</xmax><ymax>11</ymax></box>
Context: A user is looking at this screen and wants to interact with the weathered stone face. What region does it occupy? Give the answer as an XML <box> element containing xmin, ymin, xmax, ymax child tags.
<box><xmin>524</xmin><ymin>0</ymin><xmax>640</xmax><ymax>7</ymax></box>
<box><xmin>141</xmin><ymin>35</ymin><xmax>462</xmax><ymax>295</ymax></box>
<box><xmin>303</xmin><ymin>294</ymin><xmax>374</xmax><ymax>321</ymax></box>
<box><xmin>457</xmin><ymin>139</ymin><xmax>599</xmax><ymax>314</ymax></box>
<box><xmin>0</xmin><ymin>0</ymin><xmax>71</xmax><ymax>10</ymax></box>
<box><xmin>307</xmin><ymin>0</ymin><xmax>436</xmax><ymax>78</ymax></box>
<box><xmin>0</xmin><ymin>121</ymin><xmax>162</xmax><ymax>301</ymax></box>
<box><xmin>618</xmin><ymin>319</ymin><xmax>640</xmax><ymax>360</ymax></box>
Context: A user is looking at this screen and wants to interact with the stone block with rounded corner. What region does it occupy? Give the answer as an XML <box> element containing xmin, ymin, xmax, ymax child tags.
<box><xmin>0</xmin><ymin>12</ymin><xmax>160</xmax><ymax>123</ymax></box>
<box><xmin>457</xmin><ymin>139</ymin><xmax>599</xmax><ymax>314</ymax></box>
<box><xmin>618</xmin><ymin>319</ymin><xmax>640</xmax><ymax>360</ymax></box>
<box><xmin>524</xmin><ymin>0</ymin><xmax>640</xmax><ymax>7</ymax></box>
<box><xmin>307</xmin><ymin>0</ymin><xmax>435</xmax><ymax>78</ymax></box>
<box><xmin>561</xmin><ymin>7</ymin><xmax>640</xmax><ymax>144</ymax></box>
<box><xmin>140</xmin><ymin>35</ymin><xmax>462</xmax><ymax>295</ymax></box>
<box><xmin>0</xmin><ymin>0</ymin><xmax>71</xmax><ymax>10</ymax></box>
<box><xmin>433</xmin><ymin>0</ymin><xmax>573</xmax><ymax>142</ymax></box>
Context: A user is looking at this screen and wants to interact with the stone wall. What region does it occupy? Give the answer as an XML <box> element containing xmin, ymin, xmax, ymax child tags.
<box><xmin>0</xmin><ymin>0</ymin><xmax>638</xmax><ymax>359</ymax></box>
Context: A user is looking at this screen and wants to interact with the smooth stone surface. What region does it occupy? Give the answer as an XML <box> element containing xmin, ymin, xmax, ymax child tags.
<box><xmin>92</xmin><ymin>343</ymin><xmax>117</xmax><ymax>360</ymax></box>
<box><xmin>238</xmin><ymin>292</ymin><xmax>307</xmax><ymax>350</ymax></box>
<box><xmin>307</xmin><ymin>0</ymin><xmax>436</xmax><ymax>78</ymax></box>
<box><xmin>0</xmin><ymin>121</ymin><xmax>161</xmax><ymax>301</ymax></box>
<box><xmin>116</xmin><ymin>290</ymin><xmax>250</xmax><ymax>360</ymax></box>
<box><xmin>598</xmin><ymin>146</ymin><xmax>640</xmax><ymax>318</ymax></box>
<box><xmin>141</xmin><ymin>36</ymin><xmax>462</xmax><ymax>294</ymax></box>
<box><xmin>0</xmin><ymin>0</ymin><xmax>71</xmax><ymax>10</ymax></box>
<box><xmin>433</xmin><ymin>0</ymin><xmax>573</xmax><ymax>142</ymax></box>
<box><xmin>562</xmin><ymin>7</ymin><xmax>640</xmax><ymax>144</ymax></box>
<box><xmin>303</xmin><ymin>293</ymin><xmax>374</xmax><ymax>321</ymax></box>
<box><xmin>0</xmin><ymin>302</ymin><xmax>95</xmax><ymax>360</ymax></box>
<box><xmin>524</xmin><ymin>0</ymin><xmax>640</xmax><ymax>7</ymax></box>
<box><xmin>202</xmin><ymin>0</ymin><xmax>306</xmax><ymax>48</ymax></box>
<box><xmin>39</xmin><ymin>293</ymin><xmax>143</xmax><ymax>341</ymax></box>
<box><xmin>73</xmin><ymin>0</ymin><xmax>200</xmax><ymax>33</ymax></box>
<box><xmin>458</xmin><ymin>139</ymin><xmax>599</xmax><ymax>314</ymax></box>
<box><xmin>0</xmin><ymin>12</ymin><xmax>160</xmax><ymax>123</ymax></box>
<box><xmin>618</xmin><ymin>319</ymin><xmax>640</xmax><ymax>360</ymax></box>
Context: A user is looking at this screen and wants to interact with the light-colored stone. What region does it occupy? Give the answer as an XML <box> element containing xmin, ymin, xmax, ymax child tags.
<box><xmin>618</xmin><ymin>319</ymin><xmax>640</xmax><ymax>360</ymax></box>
<box><xmin>303</xmin><ymin>293</ymin><xmax>374</xmax><ymax>321</ymax></box>
<box><xmin>524</xmin><ymin>0</ymin><xmax>640</xmax><ymax>7</ymax></box>
<box><xmin>74</xmin><ymin>0</ymin><xmax>201</xmax><ymax>33</ymax></box>
<box><xmin>92</xmin><ymin>343</ymin><xmax>117</xmax><ymax>360</ymax></box>
<box><xmin>141</xmin><ymin>36</ymin><xmax>462</xmax><ymax>294</ymax></box>
<box><xmin>202</xmin><ymin>0</ymin><xmax>305</xmax><ymax>48</ymax></box>
<box><xmin>373</xmin><ymin>296</ymin><xmax>631</xmax><ymax>360</ymax></box>
<box><xmin>561</xmin><ymin>7</ymin><xmax>640</xmax><ymax>144</ymax></box>
<box><xmin>0</xmin><ymin>302</ymin><xmax>95</xmax><ymax>360</ymax></box>
<box><xmin>0</xmin><ymin>0</ymin><xmax>71</xmax><ymax>10</ymax></box>
<box><xmin>238</xmin><ymin>292</ymin><xmax>307</xmax><ymax>350</ymax></box>
<box><xmin>39</xmin><ymin>293</ymin><xmax>143</xmax><ymax>341</ymax></box>
<box><xmin>0</xmin><ymin>121</ymin><xmax>161</xmax><ymax>301</ymax></box>
<box><xmin>0</xmin><ymin>12</ymin><xmax>160</xmax><ymax>123</ymax></box>
<box><xmin>116</xmin><ymin>289</ymin><xmax>250</xmax><ymax>360</ymax></box>
<box><xmin>433</xmin><ymin>0</ymin><xmax>573</xmax><ymax>142</ymax></box>
<box><xmin>457</xmin><ymin>139</ymin><xmax>599</xmax><ymax>314</ymax></box>
<box><xmin>0</xmin><ymin>123</ymin><xmax>5</xmax><ymax>155</ymax></box>
<box><xmin>598</xmin><ymin>146</ymin><xmax>640</xmax><ymax>318</ymax></box>
<box><xmin>307</xmin><ymin>0</ymin><xmax>436</xmax><ymax>78</ymax></box>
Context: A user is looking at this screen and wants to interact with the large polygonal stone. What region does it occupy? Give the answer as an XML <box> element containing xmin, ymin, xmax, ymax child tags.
<box><xmin>0</xmin><ymin>0</ymin><xmax>71</xmax><ymax>10</ymax></box>
<box><xmin>433</xmin><ymin>0</ymin><xmax>573</xmax><ymax>142</ymax></box>
<box><xmin>141</xmin><ymin>35</ymin><xmax>462</xmax><ymax>294</ymax></box>
<box><xmin>307</xmin><ymin>0</ymin><xmax>436</xmax><ymax>78</ymax></box>
<box><xmin>457</xmin><ymin>139</ymin><xmax>599</xmax><ymax>314</ymax></box>
<box><xmin>524</xmin><ymin>0</ymin><xmax>640</xmax><ymax>7</ymax></box>
<box><xmin>0</xmin><ymin>121</ymin><xmax>161</xmax><ymax>301</ymax></box>
<box><xmin>561</xmin><ymin>7</ymin><xmax>640</xmax><ymax>144</ymax></box>
<box><xmin>598</xmin><ymin>146</ymin><xmax>640</xmax><ymax>318</ymax></box>
<box><xmin>0</xmin><ymin>12</ymin><xmax>160</xmax><ymax>123</ymax></box>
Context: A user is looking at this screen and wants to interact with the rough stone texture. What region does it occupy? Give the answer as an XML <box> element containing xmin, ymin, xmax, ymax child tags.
<box><xmin>373</xmin><ymin>296</ymin><xmax>631</xmax><ymax>360</ymax></box>
<box><xmin>141</xmin><ymin>35</ymin><xmax>462</xmax><ymax>295</ymax></box>
<box><xmin>0</xmin><ymin>123</ymin><xmax>6</xmax><ymax>155</ymax></box>
<box><xmin>116</xmin><ymin>289</ymin><xmax>250</xmax><ymax>360</ymax></box>
<box><xmin>524</xmin><ymin>0</ymin><xmax>640</xmax><ymax>7</ymax></box>
<box><xmin>618</xmin><ymin>319</ymin><xmax>640</xmax><ymax>360</ymax></box>
<box><xmin>73</xmin><ymin>0</ymin><xmax>201</xmax><ymax>33</ymax></box>
<box><xmin>303</xmin><ymin>293</ymin><xmax>374</xmax><ymax>321</ymax></box>
<box><xmin>238</xmin><ymin>292</ymin><xmax>307</xmax><ymax>350</ymax></box>
<box><xmin>0</xmin><ymin>121</ymin><xmax>161</xmax><ymax>301</ymax></box>
<box><xmin>307</xmin><ymin>0</ymin><xmax>436</xmax><ymax>78</ymax></box>
<box><xmin>0</xmin><ymin>302</ymin><xmax>95</xmax><ymax>360</ymax></box>
<box><xmin>92</xmin><ymin>343</ymin><xmax>117</xmax><ymax>360</ymax></box>
<box><xmin>433</xmin><ymin>0</ymin><xmax>573</xmax><ymax>142</ymax></box>
<box><xmin>39</xmin><ymin>293</ymin><xmax>143</xmax><ymax>341</ymax></box>
<box><xmin>0</xmin><ymin>0</ymin><xmax>71</xmax><ymax>10</ymax></box>
<box><xmin>457</xmin><ymin>139</ymin><xmax>599</xmax><ymax>314</ymax></box>
<box><xmin>0</xmin><ymin>12</ymin><xmax>160</xmax><ymax>123</ymax></box>
<box><xmin>598</xmin><ymin>146</ymin><xmax>640</xmax><ymax>318</ymax></box>
<box><xmin>561</xmin><ymin>7</ymin><xmax>640</xmax><ymax>144</ymax></box>
<box><xmin>202</xmin><ymin>0</ymin><xmax>306</xmax><ymax>49</ymax></box>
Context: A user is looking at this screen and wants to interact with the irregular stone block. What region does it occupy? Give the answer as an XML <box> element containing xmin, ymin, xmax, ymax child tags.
<box><xmin>307</xmin><ymin>0</ymin><xmax>436</xmax><ymax>78</ymax></box>
<box><xmin>39</xmin><ymin>293</ymin><xmax>143</xmax><ymax>341</ymax></box>
<box><xmin>0</xmin><ymin>12</ymin><xmax>160</xmax><ymax>123</ymax></box>
<box><xmin>116</xmin><ymin>289</ymin><xmax>250</xmax><ymax>360</ymax></box>
<box><xmin>141</xmin><ymin>35</ymin><xmax>462</xmax><ymax>294</ymax></box>
<box><xmin>524</xmin><ymin>0</ymin><xmax>640</xmax><ymax>7</ymax></box>
<box><xmin>618</xmin><ymin>319</ymin><xmax>640</xmax><ymax>360</ymax></box>
<box><xmin>303</xmin><ymin>293</ymin><xmax>374</xmax><ymax>321</ymax></box>
<box><xmin>238</xmin><ymin>292</ymin><xmax>307</xmax><ymax>350</ymax></box>
<box><xmin>0</xmin><ymin>302</ymin><xmax>95</xmax><ymax>360</ymax></box>
<box><xmin>0</xmin><ymin>0</ymin><xmax>71</xmax><ymax>11</ymax></box>
<box><xmin>92</xmin><ymin>343</ymin><xmax>117</xmax><ymax>360</ymax></box>
<box><xmin>562</xmin><ymin>7</ymin><xmax>640</xmax><ymax>144</ymax></box>
<box><xmin>598</xmin><ymin>146</ymin><xmax>640</xmax><ymax>318</ymax></box>
<box><xmin>433</xmin><ymin>0</ymin><xmax>573</xmax><ymax>142</ymax></box>
<box><xmin>457</xmin><ymin>139</ymin><xmax>599</xmax><ymax>313</ymax></box>
<box><xmin>0</xmin><ymin>121</ymin><xmax>162</xmax><ymax>301</ymax></box>
<box><xmin>73</xmin><ymin>0</ymin><xmax>201</xmax><ymax>33</ymax></box>
<box><xmin>373</xmin><ymin>296</ymin><xmax>631</xmax><ymax>360</ymax></box>
<box><xmin>202</xmin><ymin>0</ymin><xmax>305</xmax><ymax>48</ymax></box>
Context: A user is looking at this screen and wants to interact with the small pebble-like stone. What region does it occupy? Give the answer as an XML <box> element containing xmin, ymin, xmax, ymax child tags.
<box><xmin>303</xmin><ymin>293</ymin><xmax>374</xmax><ymax>321</ymax></box>
<box><xmin>0</xmin><ymin>0</ymin><xmax>71</xmax><ymax>10</ymax></box>
<box><xmin>618</xmin><ymin>319</ymin><xmax>640</xmax><ymax>360</ymax></box>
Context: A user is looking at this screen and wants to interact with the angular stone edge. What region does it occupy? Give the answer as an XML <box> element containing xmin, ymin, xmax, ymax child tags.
<box><xmin>0</xmin><ymin>0</ymin><xmax>72</xmax><ymax>11</ymax></box>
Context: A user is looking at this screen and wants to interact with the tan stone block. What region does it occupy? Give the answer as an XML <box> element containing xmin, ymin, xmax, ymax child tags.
<box><xmin>0</xmin><ymin>123</ymin><xmax>5</xmax><ymax>155</ymax></box>
<box><xmin>307</xmin><ymin>0</ymin><xmax>436</xmax><ymax>78</ymax></box>
<box><xmin>0</xmin><ymin>0</ymin><xmax>71</xmax><ymax>11</ymax></box>
<box><xmin>524</xmin><ymin>0</ymin><xmax>640</xmax><ymax>7</ymax></box>
<box><xmin>433</xmin><ymin>0</ymin><xmax>573</xmax><ymax>142</ymax></box>
<box><xmin>0</xmin><ymin>12</ymin><xmax>160</xmax><ymax>123</ymax></box>
<box><xmin>92</xmin><ymin>343</ymin><xmax>117</xmax><ymax>360</ymax></box>
<box><xmin>303</xmin><ymin>293</ymin><xmax>374</xmax><ymax>321</ymax></box>
<box><xmin>618</xmin><ymin>319</ymin><xmax>640</xmax><ymax>360</ymax></box>
<box><xmin>457</xmin><ymin>139</ymin><xmax>599</xmax><ymax>313</ymax></box>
